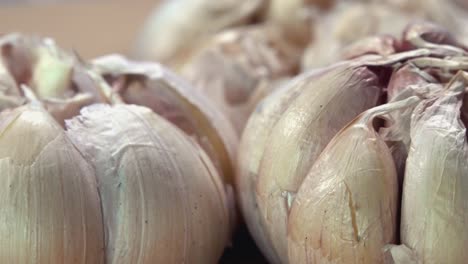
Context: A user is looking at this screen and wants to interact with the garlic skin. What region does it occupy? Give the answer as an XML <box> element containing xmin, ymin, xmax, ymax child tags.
<box><xmin>236</xmin><ymin>64</ymin><xmax>345</xmax><ymax>264</ymax></box>
<box><xmin>288</xmin><ymin>98</ymin><xmax>419</xmax><ymax>264</ymax></box>
<box><xmin>256</xmin><ymin>63</ymin><xmax>381</xmax><ymax>263</ymax></box>
<box><xmin>0</xmin><ymin>105</ymin><xmax>104</xmax><ymax>263</ymax></box>
<box><xmin>91</xmin><ymin>55</ymin><xmax>237</xmax><ymax>186</ymax></box>
<box><xmin>92</xmin><ymin>56</ymin><xmax>239</xmax><ymax>232</ymax></box>
<box><xmin>181</xmin><ymin>24</ymin><xmax>305</xmax><ymax>135</ymax></box>
<box><xmin>66</xmin><ymin>104</ymin><xmax>229</xmax><ymax>264</ymax></box>
<box><xmin>400</xmin><ymin>73</ymin><xmax>468</xmax><ymax>263</ymax></box>
<box><xmin>237</xmin><ymin>77</ymin><xmax>309</xmax><ymax>264</ymax></box>
<box><xmin>134</xmin><ymin>0</ymin><xmax>264</xmax><ymax>65</ymax></box>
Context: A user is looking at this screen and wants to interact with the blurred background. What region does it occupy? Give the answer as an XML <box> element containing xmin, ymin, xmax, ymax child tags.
<box><xmin>0</xmin><ymin>0</ymin><xmax>158</xmax><ymax>58</ymax></box>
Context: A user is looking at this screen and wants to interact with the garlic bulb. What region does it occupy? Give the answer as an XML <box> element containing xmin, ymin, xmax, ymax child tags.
<box><xmin>399</xmin><ymin>72</ymin><xmax>468</xmax><ymax>263</ymax></box>
<box><xmin>66</xmin><ymin>104</ymin><xmax>230</xmax><ymax>263</ymax></box>
<box><xmin>255</xmin><ymin>62</ymin><xmax>382</xmax><ymax>263</ymax></box>
<box><xmin>288</xmin><ymin>97</ymin><xmax>419</xmax><ymax>264</ymax></box>
<box><xmin>0</xmin><ymin>104</ymin><xmax>104</xmax><ymax>263</ymax></box>
<box><xmin>134</xmin><ymin>0</ymin><xmax>265</xmax><ymax>65</ymax></box>
<box><xmin>180</xmin><ymin>24</ymin><xmax>306</xmax><ymax>135</ymax></box>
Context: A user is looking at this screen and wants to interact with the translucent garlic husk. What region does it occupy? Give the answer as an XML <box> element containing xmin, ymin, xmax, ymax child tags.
<box><xmin>66</xmin><ymin>104</ymin><xmax>230</xmax><ymax>264</ymax></box>
<box><xmin>236</xmin><ymin>66</ymin><xmax>335</xmax><ymax>264</ymax></box>
<box><xmin>180</xmin><ymin>24</ymin><xmax>306</xmax><ymax>135</ymax></box>
<box><xmin>0</xmin><ymin>104</ymin><xmax>104</xmax><ymax>263</ymax></box>
<box><xmin>91</xmin><ymin>55</ymin><xmax>238</xmax><ymax>187</ymax></box>
<box><xmin>398</xmin><ymin>72</ymin><xmax>468</xmax><ymax>264</ymax></box>
<box><xmin>256</xmin><ymin>62</ymin><xmax>382</xmax><ymax>263</ymax></box>
<box><xmin>0</xmin><ymin>34</ymin><xmax>106</xmax><ymax>124</ymax></box>
<box><xmin>287</xmin><ymin>97</ymin><xmax>419</xmax><ymax>264</ymax></box>
<box><xmin>133</xmin><ymin>0</ymin><xmax>265</xmax><ymax>65</ymax></box>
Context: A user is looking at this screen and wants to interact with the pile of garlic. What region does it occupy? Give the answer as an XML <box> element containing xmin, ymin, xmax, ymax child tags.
<box><xmin>1</xmin><ymin>0</ymin><xmax>468</xmax><ymax>263</ymax></box>
<box><xmin>0</xmin><ymin>34</ymin><xmax>236</xmax><ymax>263</ymax></box>
<box><xmin>237</xmin><ymin>21</ymin><xmax>468</xmax><ymax>264</ymax></box>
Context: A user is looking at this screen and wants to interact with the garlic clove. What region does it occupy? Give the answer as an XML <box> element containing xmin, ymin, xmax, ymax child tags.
<box><xmin>256</xmin><ymin>63</ymin><xmax>382</xmax><ymax>263</ymax></box>
<box><xmin>180</xmin><ymin>24</ymin><xmax>305</xmax><ymax>135</ymax></box>
<box><xmin>237</xmin><ymin>78</ymin><xmax>311</xmax><ymax>264</ymax></box>
<box><xmin>0</xmin><ymin>104</ymin><xmax>104</xmax><ymax>263</ymax></box>
<box><xmin>288</xmin><ymin>97</ymin><xmax>419</xmax><ymax>264</ymax></box>
<box><xmin>400</xmin><ymin>72</ymin><xmax>468</xmax><ymax>263</ymax></box>
<box><xmin>66</xmin><ymin>104</ymin><xmax>230</xmax><ymax>263</ymax></box>
<box><xmin>236</xmin><ymin>63</ymin><xmax>348</xmax><ymax>264</ymax></box>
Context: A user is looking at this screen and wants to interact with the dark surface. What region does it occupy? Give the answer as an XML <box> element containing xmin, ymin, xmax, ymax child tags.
<box><xmin>219</xmin><ymin>225</ymin><xmax>269</xmax><ymax>264</ymax></box>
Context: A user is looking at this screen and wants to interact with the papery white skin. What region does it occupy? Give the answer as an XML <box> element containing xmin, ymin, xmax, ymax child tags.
<box><xmin>66</xmin><ymin>104</ymin><xmax>229</xmax><ymax>264</ymax></box>
<box><xmin>0</xmin><ymin>105</ymin><xmax>104</xmax><ymax>263</ymax></box>
<box><xmin>399</xmin><ymin>73</ymin><xmax>468</xmax><ymax>264</ymax></box>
